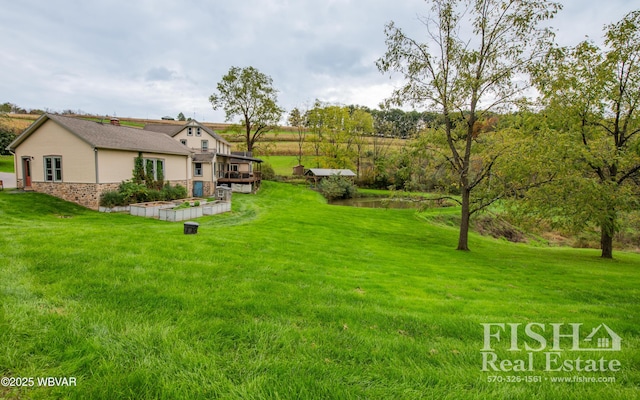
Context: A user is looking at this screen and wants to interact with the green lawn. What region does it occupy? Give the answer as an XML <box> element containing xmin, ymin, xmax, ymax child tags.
<box><xmin>0</xmin><ymin>155</ymin><xmax>14</xmax><ymax>173</ymax></box>
<box><xmin>0</xmin><ymin>182</ymin><xmax>639</xmax><ymax>399</ymax></box>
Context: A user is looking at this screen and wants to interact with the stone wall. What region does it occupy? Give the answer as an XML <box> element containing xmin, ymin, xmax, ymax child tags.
<box><xmin>203</xmin><ymin>181</ymin><xmax>213</xmax><ymax>197</ymax></box>
<box><xmin>27</xmin><ymin>179</ymin><xmax>192</xmax><ymax>210</ymax></box>
<box><xmin>31</xmin><ymin>182</ymin><xmax>102</xmax><ymax>209</ymax></box>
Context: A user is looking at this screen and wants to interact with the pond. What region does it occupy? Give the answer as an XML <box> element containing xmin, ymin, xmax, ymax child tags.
<box><xmin>329</xmin><ymin>197</ymin><xmax>419</xmax><ymax>209</ymax></box>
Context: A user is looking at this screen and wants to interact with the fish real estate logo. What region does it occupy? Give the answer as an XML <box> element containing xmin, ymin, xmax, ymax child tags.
<box><xmin>480</xmin><ymin>323</ymin><xmax>622</xmax><ymax>373</ymax></box>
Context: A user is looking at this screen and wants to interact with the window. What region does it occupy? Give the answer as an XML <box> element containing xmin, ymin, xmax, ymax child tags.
<box><xmin>180</xmin><ymin>139</ymin><xmax>187</xmax><ymax>146</ymax></box>
<box><xmin>201</xmin><ymin>140</ymin><xmax>209</xmax><ymax>151</ymax></box>
<box><xmin>231</xmin><ymin>164</ymin><xmax>239</xmax><ymax>172</ymax></box>
<box><xmin>187</xmin><ymin>127</ymin><xmax>193</xmax><ymax>136</ymax></box>
<box><xmin>157</xmin><ymin>160</ymin><xmax>164</xmax><ymax>180</ymax></box>
<box><xmin>196</xmin><ymin>127</ymin><xmax>201</xmax><ymax>136</ymax></box>
<box><xmin>44</xmin><ymin>156</ymin><xmax>62</xmax><ymax>182</ymax></box>
<box><xmin>194</xmin><ymin>162</ymin><xmax>203</xmax><ymax>177</ymax></box>
<box><xmin>146</xmin><ymin>159</ymin><xmax>155</xmax><ymax>179</ymax></box>
<box><xmin>143</xmin><ymin>158</ymin><xmax>165</xmax><ymax>180</ymax></box>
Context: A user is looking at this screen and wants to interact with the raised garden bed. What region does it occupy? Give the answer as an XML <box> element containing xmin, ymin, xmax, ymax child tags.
<box><xmin>99</xmin><ymin>205</ymin><xmax>130</xmax><ymax>213</ymax></box>
<box><xmin>203</xmin><ymin>201</ymin><xmax>231</xmax><ymax>216</ymax></box>
<box><xmin>174</xmin><ymin>198</ymin><xmax>207</xmax><ymax>206</ymax></box>
<box><xmin>158</xmin><ymin>205</ymin><xmax>203</xmax><ymax>222</ymax></box>
<box><xmin>130</xmin><ymin>201</ymin><xmax>176</xmax><ymax>218</ymax></box>
<box><xmin>158</xmin><ymin>201</ymin><xmax>231</xmax><ymax>222</ymax></box>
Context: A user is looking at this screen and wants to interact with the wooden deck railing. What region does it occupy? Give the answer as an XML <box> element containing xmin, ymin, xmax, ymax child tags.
<box><xmin>218</xmin><ymin>171</ymin><xmax>262</xmax><ymax>183</ymax></box>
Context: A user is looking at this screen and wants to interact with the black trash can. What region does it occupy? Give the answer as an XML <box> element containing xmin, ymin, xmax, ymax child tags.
<box><xmin>184</xmin><ymin>221</ymin><xmax>199</xmax><ymax>234</ymax></box>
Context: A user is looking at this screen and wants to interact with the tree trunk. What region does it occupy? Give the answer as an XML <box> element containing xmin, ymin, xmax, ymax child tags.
<box><xmin>245</xmin><ymin>119</ymin><xmax>253</xmax><ymax>153</ymax></box>
<box><xmin>600</xmin><ymin>215</ymin><xmax>614</xmax><ymax>259</ymax></box>
<box><xmin>246</xmin><ymin>133</ymin><xmax>253</xmax><ymax>153</ymax></box>
<box><xmin>600</xmin><ymin>229</ymin><xmax>613</xmax><ymax>259</ymax></box>
<box><xmin>600</xmin><ymin>208</ymin><xmax>616</xmax><ymax>259</ymax></box>
<box><xmin>457</xmin><ymin>187</ymin><xmax>471</xmax><ymax>251</ymax></box>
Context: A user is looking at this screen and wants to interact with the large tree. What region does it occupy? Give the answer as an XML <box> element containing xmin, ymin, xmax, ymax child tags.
<box><xmin>532</xmin><ymin>11</ymin><xmax>640</xmax><ymax>258</ymax></box>
<box><xmin>377</xmin><ymin>0</ymin><xmax>560</xmax><ymax>251</ymax></box>
<box><xmin>209</xmin><ymin>66</ymin><xmax>284</xmax><ymax>153</ymax></box>
<box><xmin>288</xmin><ymin>107</ymin><xmax>306</xmax><ymax>165</ymax></box>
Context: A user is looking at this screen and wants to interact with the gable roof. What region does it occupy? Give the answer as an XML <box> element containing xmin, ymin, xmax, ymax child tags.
<box><xmin>305</xmin><ymin>168</ymin><xmax>356</xmax><ymax>177</ymax></box>
<box><xmin>8</xmin><ymin>114</ymin><xmax>193</xmax><ymax>156</ymax></box>
<box><xmin>142</xmin><ymin>123</ymin><xmax>183</xmax><ymax>135</ymax></box>
<box><xmin>144</xmin><ymin>120</ymin><xmax>231</xmax><ymax>146</ymax></box>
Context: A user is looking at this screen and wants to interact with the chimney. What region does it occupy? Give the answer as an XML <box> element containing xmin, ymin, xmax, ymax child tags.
<box><xmin>110</xmin><ymin>117</ymin><xmax>120</xmax><ymax>126</ymax></box>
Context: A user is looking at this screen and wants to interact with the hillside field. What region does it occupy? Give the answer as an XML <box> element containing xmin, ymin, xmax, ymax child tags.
<box><xmin>1</xmin><ymin>114</ymin><xmax>406</xmax><ymax>158</ymax></box>
<box><xmin>0</xmin><ymin>156</ymin><xmax>14</xmax><ymax>173</ymax></box>
<box><xmin>0</xmin><ymin>182</ymin><xmax>638</xmax><ymax>399</ymax></box>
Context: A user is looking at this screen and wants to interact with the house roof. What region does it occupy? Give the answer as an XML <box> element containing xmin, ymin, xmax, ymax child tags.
<box><xmin>305</xmin><ymin>168</ymin><xmax>356</xmax><ymax>177</ymax></box>
<box><xmin>192</xmin><ymin>153</ymin><xmax>215</xmax><ymax>162</ymax></box>
<box><xmin>142</xmin><ymin>123</ymin><xmax>183</xmax><ymax>135</ymax></box>
<box><xmin>228</xmin><ymin>153</ymin><xmax>263</xmax><ymax>163</ymax></box>
<box><xmin>144</xmin><ymin>120</ymin><xmax>231</xmax><ymax>146</ymax></box>
<box><xmin>7</xmin><ymin>114</ymin><xmax>193</xmax><ymax>156</ymax></box>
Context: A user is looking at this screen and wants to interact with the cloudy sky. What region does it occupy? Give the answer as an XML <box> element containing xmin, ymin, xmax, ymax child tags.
<box><xmin>0</xmin><ymin>0</ymin><xmax>636</xmax><ymax>122</ymax></box>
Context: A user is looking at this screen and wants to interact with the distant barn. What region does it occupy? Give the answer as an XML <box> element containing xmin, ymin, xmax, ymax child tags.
<box><xmin>304</xmin><ymin>168</ymin><xmax>356</xmax><ymax>185</ymax></box>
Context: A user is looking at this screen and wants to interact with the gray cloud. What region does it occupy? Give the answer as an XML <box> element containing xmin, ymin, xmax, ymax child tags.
<box><xmin>145</xmin><ymin>67</ymin><xmax>178</xmax><ymax>82</ymax></box>
<box><xmin>0</xmin><ymin>0</ymin><xmax>636</xmax><ymax>121</ymax></box>
<box><xmin>305</xmin><ymin>44</ymin><xmax>369</xmax><ymax>76</ymax></box>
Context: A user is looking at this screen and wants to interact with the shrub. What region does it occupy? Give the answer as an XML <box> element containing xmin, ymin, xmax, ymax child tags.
<box><xmin>132</xmin><ymin>156</ymin><xmax>145</xmax><ymax>184</ymax></box>
<box><xmin>261</xmin><ymin>162</ymin><xmax>276</xmax><ymax>180</ymax></box>
<box><xmin>162</xmin><ymin>183</ymin><xmax>187</xmax><ymax>200</ymax></box>
<box><xmin>118</xmin><ymin>180</ymin><xmax>148</xmax><ymax>204</ymax></box>
<box><xmin>106</xmin><ymin>181</ymin><xmax>188</xmax><ymax>206</ymax></box>
<box><xmin>146</xmin><ymin>189</ymin><xmax>164</xmax><ymax>202</ymax></box>
<box><xmin>318</xmin><ymin>175</ymin><xmax>357</xmax><ymax>200</ymax></box>
<box><xmin>99</xmin><ymin>190</ymin><xmax>125</xmax><ymax>208</ymax></box>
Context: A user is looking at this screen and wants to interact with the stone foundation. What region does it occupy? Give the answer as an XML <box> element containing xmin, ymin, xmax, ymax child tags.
<box><xmin>28</xmin><ymin>180</ymin><xmax>192</xmax><ymax>210</ymax></box>
<box><xmin>30</xmin><ymin>182</ymin><xmax>120</xmax><ymax>209</ymax></box>
<box><xmin>203</xmin><ymin>181</ymin><xmax>214</xmax><ymax>197</ymax></box>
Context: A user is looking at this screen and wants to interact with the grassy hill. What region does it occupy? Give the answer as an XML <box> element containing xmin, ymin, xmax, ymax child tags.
<box><xmin>0</xmin><ymin>182</ymin><xmax>638</xmax><ymax>399</ymax></box>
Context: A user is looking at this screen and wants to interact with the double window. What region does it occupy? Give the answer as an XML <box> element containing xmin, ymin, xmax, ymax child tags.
<box><xmin>187</xmin><ymin>127</ymin><xmax>193</xmax><ymax>136</ymax></box>
<box><xmin>44</xmin><ymin>156</ymin><xmax>62</xmax><ymax>182</ymax></box>
<box><xmin>196</xmin><ymin>127</ymin><xmax>201</xmax><ymax>137</ymax></box>
<box><xmin>144</xmin><ymin>158</ymin><xmax>165</xmax><ymax>180</ymax></box>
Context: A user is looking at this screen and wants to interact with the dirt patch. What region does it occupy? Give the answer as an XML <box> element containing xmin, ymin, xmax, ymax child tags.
<box><xmin>472</xmin><ymin>214</ymin><xmax>528</xmax><ymax>243</ymax></box>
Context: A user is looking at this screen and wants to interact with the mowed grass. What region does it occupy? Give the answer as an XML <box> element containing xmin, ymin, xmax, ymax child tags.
<box><xmin>0</xmin><ymin>182</ymin><xmax>639</xmax><ymax>399</ymax></box>
<box><xmin>0</xmin><ymin>155</ymin><xmax>14</xmax><ymax>173</ymax></box>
